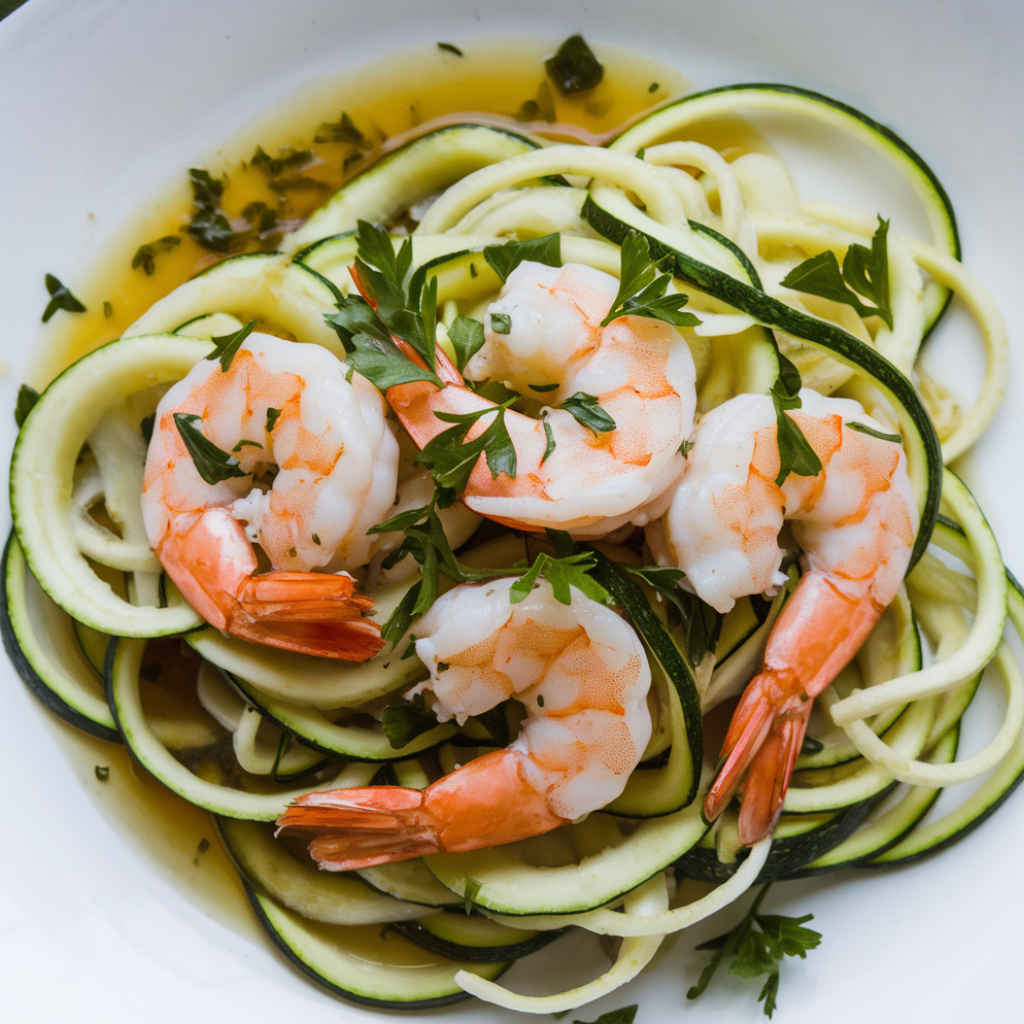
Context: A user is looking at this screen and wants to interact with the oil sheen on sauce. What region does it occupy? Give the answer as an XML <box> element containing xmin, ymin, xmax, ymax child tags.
<box><xmin>34</xmin><ymin>37</ymin><xmax>688</xmax><ymax>949</ymax></box>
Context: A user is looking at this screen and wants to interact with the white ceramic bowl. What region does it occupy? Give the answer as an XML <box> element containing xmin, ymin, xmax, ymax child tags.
<box><xmin>2</xmin><ymin>2</ymin><xmax>1022</xmax><ymax>1022</ymax></box>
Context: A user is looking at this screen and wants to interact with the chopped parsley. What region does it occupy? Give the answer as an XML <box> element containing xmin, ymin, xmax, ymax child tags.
<box><xmin>173</xmin><ymin>412</ymin><xmax>248</xmax><ymax>485</ymax></box>
<box><xmin>14</xmin><ymin>384</ymin><xmax>39</xmax><ymax>428</ymax></box>
<box><xmin>41</xmin><ymin>274</ymin><xmax>86</xmax><ymax>322</ymax></box>
<box><xmin>770</xmin><ymin>351</ymin><xmax>822</xmax><ymax>486</ymax></box>
<box><xmin>557</xmin><ymin>391</ymin><xmax>616</xmax><ymax>434</ymax></box>
<box><xmin>131</xmin><ymin>235</ymin><xmax>181</xmax><ymax>275</ymax></box>
<box><xmin>545</xmin><ymin>34</ymin><xmax>604</xmax><ymax>95</ymax></box>
<box><xmin>780</xmin><ymin>216</ymin><xmax>893</xmax><ymax>328</ymax></box>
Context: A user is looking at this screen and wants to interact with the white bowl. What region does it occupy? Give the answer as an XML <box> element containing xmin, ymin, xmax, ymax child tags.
<box><xmin>2</xmin><ymin>2</ymin><xmax>1021</xmax><ymax>1022</ymax></box>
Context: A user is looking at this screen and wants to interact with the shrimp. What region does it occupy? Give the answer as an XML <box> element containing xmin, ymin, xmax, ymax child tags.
<box><xmin>655</xmin><ymin>389</ymin><xmax>918</xmax><ymax>844</ymax></box>
<box><xmin>141</xmin><ymin>332</ymin><xmax>400</xmax><ymax>660</ymax></box>
<box><xmin>385</xmin><ymin>260</ymin><xmax>696</xmax><ymax>538</ymax></box>
<box><xmin>275</xmin><ymin>576</ymin><xmax>652</xmax><ymax>868</ymax></box>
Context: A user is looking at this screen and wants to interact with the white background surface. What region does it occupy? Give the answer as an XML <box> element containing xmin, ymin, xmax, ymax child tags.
<box><xmin>1</xmin><ymin>1</ymin><xmax>1022</xmax><ymax>1022</ymax></box>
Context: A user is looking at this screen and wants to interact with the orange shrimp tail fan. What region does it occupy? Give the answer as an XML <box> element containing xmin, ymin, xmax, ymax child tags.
<box><xmin>233</xmin><ymin>571</ymin><xmax>385</xmax><ymax>660</ymax></box>
<box><xmin>703</xmin><ymin>671</ymin><xmax>812</xmax><ymax>846</ymax></box>
<box><xmin>276</xmin><ymin>787</ymin><xmax>443</xmax><ymax>870</ymax></box>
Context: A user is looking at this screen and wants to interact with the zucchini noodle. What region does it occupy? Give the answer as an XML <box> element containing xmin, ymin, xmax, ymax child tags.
<box><xmin>5</xmin><ymin>65</ymin><xmax>1023</xmax><ymax>1017</ymax></box>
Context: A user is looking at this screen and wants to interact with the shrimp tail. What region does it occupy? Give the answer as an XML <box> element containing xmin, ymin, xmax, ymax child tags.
<box><xmin>276</xmin><ymin>787</ymin><xmax>443</xmax><ymax>870</ymax></box>
<box><xmin>703</xmin><ymin>671</ymin><xmax>811</xmax><ymax>845</ymax></box>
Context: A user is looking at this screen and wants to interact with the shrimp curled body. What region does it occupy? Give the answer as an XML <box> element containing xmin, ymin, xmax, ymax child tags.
<box><xmin>141</xmin><ymin>333</ymin><xmax>399</xmax><ymax>659</ymax></box>
<box><xmin>387</xmin><ymin>260</ymin><xmax>697</xmax><ymax>537</ymax></box>
<box><xmin>658</xmin><ymin>389</ymin><xmax>918</xmax><ymax>843</ymax></box>
<box><xmin>276</xmin><ymin>578</ymin><xmax>653</xmax><ymax>869</ymax></box>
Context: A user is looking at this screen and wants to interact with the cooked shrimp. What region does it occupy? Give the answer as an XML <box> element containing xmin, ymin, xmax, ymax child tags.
<box><xmin>385</xmin><ymin>260</ymin><xmax>696</xmax><ymax>537</ymax></box>
<box><xmin>656</xmin><ymin>389</ymin><xmax>918</xmax><ymax>844</ymax></box>
<box><xmin>275</xmin><ymin>576</ymin><xmax>652</xmax><ymax>868</ymax></box>
<box><xmin>141</xmin><ymin>332</ymin><xmax>399</xmax><ymax>659</ymax></box>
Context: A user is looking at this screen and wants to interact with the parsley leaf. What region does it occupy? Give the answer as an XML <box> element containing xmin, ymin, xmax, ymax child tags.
<box><xmin>558</xmin><ymin>392</ymin><xmax>616</xmax><ymax>434</ymax></box>
<box><xmin>131</xmin><ymin>235</ymin><xmax>181</xmax><ymax>275</ymax></box>
<box><xmin>381</xmin><ymin>692</ymin><xmax>438</xmax><ymax>748</ymax></box>
<box><xmin>313</xmin><ymin>111</ymin><xmax>365</xmax><ymax>146</ymax></box>
<box><xmin>601</xmin><ymin>231</ymin><xmax>700</xmax><ymax>329</ymax></box>
<box><xmin>542</xmin><ymin>418</ymin><xmax>556</xmax><ymax>463</ymax></box>
<box><xmin>688</xmin><ymin>885</ymin><xmax>821</xmax><ymax>1019</ymax></box>
<box><xmin>483</xmin><ymin>233</ymin><xmax>561</xmax><ymax>282</ymax></box>
<box><xmin>508</xmin><ymin>550</ymin><xmax>612</xmax><ymax>607</ymax></box>
<box><xmin>447</xmin><ymin>316</ymin><xmax>485</xmax><ymax>370</ymax></box>
<box><xmin>42</xmin><ymin>274</ymin><xmax>86</xmax><ymax>322</ymax></box>
<box><xmin>417</xmin><ymin>402</ymin><xmax>518</xmax><ymax>502</ymax></box>
<box><xmin>437</xmin><ymin>41</ymin><xmax>464</xmax><ymax>57</ymax></box>
<box><xmin>173</xmin><ymin>412</ymin><xmax>248</xmax><ymax>485</ymax></box>
<box><xmin>490</xmin><ymin>312</ymin><xmax>512</xmax><ymax>335</ymax></box>
<box><xmin>780</xmin><ymin>216</ymin><xmax>893</xmax><ymax>329</ymax></box>
<box><xmin>545</xmin><ymin>34</ymin><xmax>604</xmax><ymax>95</ymax></box>
<box><xmin>207</xmin><ymin>319</ymin><xmax>257</xmax><ymax>371</ymax></box>
<box><xmin>14</xmin><ymin>384</ymin><xmax>39</xmax><ymax>428</ymax></box>
<box><xmin>186</xmin><ymin>168</ymin><xmax>235</xmax><ymax>252</ymax></box>
<box><xmin>846</xmin><ymin>420</ymin><xmax>902</xmax><ymax>444</ymax></box>
<box><xmin>572</xmin><ymin>1007</ymin><xmax>637</xmax><ymax>1024</ymax></box>
<box><xmin>769</xmin><ymin>351</ymin><xmax>822</xmax><ymax>486</ymax></box>
<box><xmin>621</xmin><ymin>565</ymin><xmax>722</xmax><ymax>664</ymax></box>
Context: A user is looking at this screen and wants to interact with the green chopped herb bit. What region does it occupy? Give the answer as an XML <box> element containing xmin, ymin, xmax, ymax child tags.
<box><xmin>174</xmin><ymin>412</ymin><xmax>248</xmax><ymax>485</ymax></box>
<box><xmin>648</xmin><ymin>82</ymin><xmax>660</xmax><ymax>93</ymax></box>
<box><xmin>131</xmin><ymin>235</ymin><xmax>181</xmax><ymax>275</ymax></box>
<box><xmin>529</xmin><ymin>382</ymin><xmax>560</xmax><ymax>393</ymax></box>
<box><xmin>463</xmin><ymin>877</ymin><xmax>483</xmax><ymax>915</ymax></box>
<box><xmin>42</xmin><ymin>274</ymin><xmax>86</xmax><ymax>322</ymax></box>
<box><xmin>509</xmin><ymin>550</ymin><xmax>611</xmax><ymax>607</ymax></box>
<box><xmin>140</xmin><ymin>413</ymin><xmax>155</xmax><ymax>445</ymax></box>
<box><xmin>242</xmin><ymin>200</ymin><xmax>278</xmax><ymax>234</ymax></box>
<box><xmin>232</xmin><ymin>439</ymin><xmax>263</xmax><ymax>452</ymax></box>
<box><xmin>312</xmin><ymin>533</ymin><xmax>321</xmax><ymax>545</ymax></box>
<box><xmin>103</xmin><ymin>301</ymin><xmax>113</xmax><ymax>318</ymax></box>
<box><xmin>483</xmin><ymin>233</ymin><xmax>561</xmax><ymax>281</ymax></box>
<box><xmin>770</xmin><ymin>351</ymin><xmax>822</xmax><ymax>485</ymax></box>
<box><xmin>14</xmin><ymin>384</ymin><xmax>39</xmax><ymax>428</ymax></box>
<box><xmin>541</xmin><ymin>419</ymin><xmax>556</xmax><ymax>463</ymax></box>
<box><xmin>687</xmin><ymin>884</ymin><xmax>821</xmax><ymax>1019</ymax></box>
<box><xmin>266</xmin><ymin>407</ymin><xmax>282</xmax><ymax>432</ymax></box>
<box><xmin>545</xmin><ymin>34</ymin><xmax>604</xmax><ymax>95</ymax></box>
<box><xmin>490</xmin><ymin>312</ymin><xmax>512</xmax><ymax>335</ymax></box>
<box><xmin>557</xmin><ymin>391</ymin><xmax>616</xmax><ymax>434</ymax></box>
<box><xmin>602</xmin><ymin>231</ymin><xmax>701</xmax><ymax>328</ymax></box>
<box><xmin>207</xmin><ymin>319</ymin><xmax>257</xmax><ymax>372</ymax></box>
<box><xmin>94</xmin><ymin>765</ymin><xmax>110</xmax><ymax>782</ymax></box>
<box><xmin>573</xmin><ymin>1006</ymin><xmax>638</xmax><ymax>1024</ymax></box>
<box><xmin>437</xmin><ymin>41</ymin><xmax>463</xmax><ymax>56</ymax></box>
<box><xmin>846</xmin><ymin>420</ymin><xmax>902</xmax><ymax>443</ymax></box>
<box><xmin>779</xmin><ymin>216</ymin><xmax>893</xmax><ymax>328</ymax></box>
<box><xmin>381</xmin><ymin>692</ymin><xmax>438</xmax><ymax>748</ymax></box>
<box><xmin>678</xmin><ymin>438</ymin><xmax>694</xmax><ymax>457</ymax></box>
<box><xmin>419</xmin><ymin>401</ymin><xmax>518</xmax><ymax>497</ymax></box>
<box><xmin>447</xmin><ymin>316</ymin><xmax>485</xmax><ymax>371</ymax></box>
<box><xmin>515</xmin><ymin>80</ymin><xmax>557</xmax><ymax>123</ymax></box>
<box><xmin>186</xmin><ymin>168</ymin><xmax>235</xmax><ymax>252</ymax></box>
<box><xmin>197</xmin><ymin>837</ymin><xmax>210</xmax><ymax>855</ymax></box>
<box><xmin>313</xmin><ymin>112</ymin><xmax>365</xmax><ymax>146</ymax></box>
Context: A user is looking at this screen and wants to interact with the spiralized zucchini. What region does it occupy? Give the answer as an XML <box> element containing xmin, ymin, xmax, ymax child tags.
<box><xmin>5</xmin><ymin>72</ymin><xmax>1022</xmax><ymax>1018</ymax></box>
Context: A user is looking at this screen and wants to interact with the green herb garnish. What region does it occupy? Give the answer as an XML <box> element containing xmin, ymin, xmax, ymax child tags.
<box><xmin>573</xmin><ymin>1006</ymin><xmax>637</xmax><ymax>1024</ymax></box>
<box><xmin>770</xmin><ymin>351</ymin><xmax>822</xmax><ymax>486</ymax></box>
<box><xmin>42</xmin><ymin>274</ymin><xmax>86</xmax><ymax>322</ymax></box>
<box><xmin>557</xmin><ymin>391</ymin><xmax>616</xmax><ymax>434</ymax></box>
<box><xmin>173</xmin><ymin>412</ymin><xmax>248</xmax><ymax>485</ymax></box>
<box><xmin>437</xmin><ymin>41</ymin><xmax>463</xmax><ymax>57</ymax></box>
<box><xmin>508</xmin><ymin>549</ymin><xmax>612</xmax><ymax>607</ymax></box>
<box><xmin>688</xmin><ymin>884</ymin><xmax>822</xmax><ymax>1019</ymax></box>
<box><xmin>381</xmin><ymin>692</ymin><xmax>438</xmax><ymax>748</ymax></box>
<box><xmin>131</xmin><ymin>235</ymin><xmax>181</xmax><ymax>275</ymax></box>
<box><xmin>483</xmin><ymin>233</ymin><xmax>561</xmax><ymax>282</ymax></box>
<box><xmin>780</xmin><ymin>216</ymin><xmax>893</xmax><ymax>328</ymax></box>
<box><xmin>846</xmin><ymin>420</ymin><xmax>902</xmax><ymax>443</ymax></box>
<box><xmin>313</xmin><ymin>112</ymin><xmax>365</xmax><ymax>146</ymax></box>
<box><xmin>601</xmin><ymin>231</ymin><xmax>701</xmax><ymax>329</ymax></box>
<box><xmin>186</xmin><ymin>168</ymin><xmax>235</xmax><ymax>252</ymax></box>
<box><xmin>446</xmin><ymin>316</ymin><xmax>485</xmax><ymax>370</ymax></box>
<box><xmin>545</xmin><ymin>34</ymin><xmax>604</xmax><ymax>95</ymax></box>
<box><xmin>490</xmin><ymin>312</ymin><xmax>512</xmax><ymax>335</ymax></box>
<box><xmin>14</xmin><ymin>384</ymin><xmax>39</xmax><ymax>428</ymax></box>
<box><xmin>207</xmin><ymin>319</ymin><xmax>257</xmax><ymax>371</ymax></box>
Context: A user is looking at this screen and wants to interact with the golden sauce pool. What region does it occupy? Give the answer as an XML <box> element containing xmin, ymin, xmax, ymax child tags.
<box><xmin>27</xmin><ymin>37</ymin><xmax>688</xmax><ymax>941</ymax></box>
<box><xmin>33</xmin><ymin>38</ymin><xmax>689</xmax><ymax>383</ymax></box>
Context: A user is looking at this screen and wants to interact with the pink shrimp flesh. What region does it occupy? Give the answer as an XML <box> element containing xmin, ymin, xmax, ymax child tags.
<box><xmin>141</xmin><ymin>333</ymin><xmax>399</xmax><ymax>660</ymax></box>
<box><xmin>384</xmin><ymin>260</ymin><xmax>696</xmax><ymax>538</ymax></box>
<box><xmin>657</xmin><ymin>390</ymin><xmax>918</xmax><ymax>844</ymax></box>
<box><xmin>276</xmin><ymin>577</ymin><xmax>653</xmax><ymax>868</ymax></box>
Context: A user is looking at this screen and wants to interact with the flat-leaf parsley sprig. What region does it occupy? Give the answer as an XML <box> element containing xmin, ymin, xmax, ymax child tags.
<box><xmin>687</xmin><ymin>884</ymin><xmax>822</xmax><ymax>1019</ymax></box>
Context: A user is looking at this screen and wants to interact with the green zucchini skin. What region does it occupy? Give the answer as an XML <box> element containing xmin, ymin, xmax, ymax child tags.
<box><xmin>1</xmin><ymin>533</ymin><xmax>119</xmax><ymax>742</ymax></box>
<box><xmin>393</xmin><ymin>914</ymin><xmax>565</xmax><ymax>963</ymax></box>
<box><xmin>245</xmin><ymin>882</ymin><xmax>510</xmax><ymax>1009</ymax></box>
<box><xmin>581</xmin><ymin>193</ymin><xmax>943</xmax><ymax>572</ymax></box>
